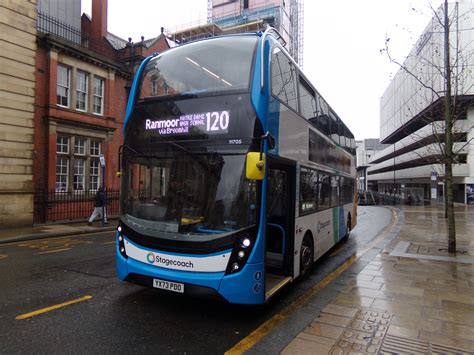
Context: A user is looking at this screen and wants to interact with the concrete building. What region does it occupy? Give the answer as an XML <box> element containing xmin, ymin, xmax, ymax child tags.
<box><xmin>167</xmin><ymin>0</ymin><xmax>304</xmax><ymax>65</ymax></box>
<box><xmin>356</xmin><ymin>139</ymin><xmax>388</xmax><ymax>192</ymax></box>
<box><xmin>368</xmin><ymin>0</ymin><xmax>474</xmax><ymax>204</ymax></box>
<box><xmin>0</xmin><ymin>0</ymin><xmax>37</xmax><ymax>228</ymax></box>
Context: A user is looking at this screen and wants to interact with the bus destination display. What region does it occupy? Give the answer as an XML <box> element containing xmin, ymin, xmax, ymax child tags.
<box><xmin>145</xmin><ymin>110</ymin><xmax>230</xmax><ymax>136</ymax></box>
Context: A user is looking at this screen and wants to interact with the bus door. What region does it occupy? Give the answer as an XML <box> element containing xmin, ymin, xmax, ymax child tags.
<box><xmin>265</xmin><ymin>157</ymin><xmax>295</xmax><ymax>298</ymax></box>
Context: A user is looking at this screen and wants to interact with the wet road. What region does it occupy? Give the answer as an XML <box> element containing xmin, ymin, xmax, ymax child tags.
<box><xmin>0</xmin><ymin>206</ymin><xmax>392</xmax><ymax>353</ymax></box>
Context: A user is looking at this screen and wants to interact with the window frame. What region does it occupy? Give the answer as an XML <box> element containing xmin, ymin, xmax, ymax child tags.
<box><xmin>55</xmin><ymin>135</ymin><xmax>102</xmax><ymax>192</ymax></box>
<box><xmin>93</xmin><ymin>76</ymin><xmax>105</xmax><ymax>115</ymax></box>
<box><xmin>57</xmin><ymin>64</ymin><xmax>70</xmax><ymax>108</ymax></box>
<box><xmin>76</xmin><ymin>70</ymin><xmax>89</xmax><ymax>112</ymax></box>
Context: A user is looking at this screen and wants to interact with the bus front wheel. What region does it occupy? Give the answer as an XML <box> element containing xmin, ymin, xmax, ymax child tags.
<box><xmin>300</xmin><ymin>234</ymin><xmax>314</xmax><ymax>277</ymax></box>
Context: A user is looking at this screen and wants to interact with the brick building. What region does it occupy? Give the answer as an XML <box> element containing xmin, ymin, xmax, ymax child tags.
<box><xmin>32</xmin><ymin>0</ymin><xmax>169</xmax><ymax>224</ymax></box>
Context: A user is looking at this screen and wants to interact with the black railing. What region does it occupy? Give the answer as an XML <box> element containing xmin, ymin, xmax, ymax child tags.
<box><xmin>358</xmin><ymin>190</ymin><xmax>429</xmax><ymax>206</ymax></box>
<box><xmin>37</xmin><ymin>11</ymin><xmax>82</xmax><ymax>44</ymax></box>
<box><xmin>36</xmin><ymin>12</ymin><xmax>119</xmax><ymax>59</ymax></box>
<box><xmin>34</xmin><ymin>189</ymin><xmax>120</xmax><ymax>224</ymax></box>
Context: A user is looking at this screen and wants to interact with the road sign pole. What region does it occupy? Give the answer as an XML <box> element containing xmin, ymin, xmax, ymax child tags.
<box><xmin>99</xmin><ymin>154</ymin><xmax>106</xmax><ymax>226</ymax></box>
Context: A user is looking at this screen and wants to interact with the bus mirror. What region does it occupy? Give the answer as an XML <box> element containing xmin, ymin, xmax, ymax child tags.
<box><xmin>246</xmin><ymin>152</ymin><xmax>265</xmax><ymax>180</ymax></box>
<box><xmin>267</xmin><ymin>133</ymin><xmax>276</xmax><ymax>150</ymax></box>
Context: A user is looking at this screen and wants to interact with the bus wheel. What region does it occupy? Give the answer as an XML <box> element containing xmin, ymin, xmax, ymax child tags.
<box><xmin>341</xmin><ymin>215</ymin><xmax>351</xmax><ymax>243</ymax></box>
<box><xmin>300</xmin><ymin>234</ymin><xmax>314</xmax><ymax>277</ymax></box>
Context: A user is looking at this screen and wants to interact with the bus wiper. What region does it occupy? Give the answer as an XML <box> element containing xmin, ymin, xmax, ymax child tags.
<box><xmin>143</xmin><ymin>92</ymin><xmax>198</xmax><ymax>102</ymax></box>
<box><xmin>169</xmin><ymin>141</ymin><xmax>195</xmax><ymax>155</ymax></box>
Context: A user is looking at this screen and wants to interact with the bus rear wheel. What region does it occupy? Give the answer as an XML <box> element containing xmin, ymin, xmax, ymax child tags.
<box><xmin>300</xmin><ymin>234</ymin><xmax>314</xmax><ymax>277</ymax></box>
<box><xmin>341</xmin><ymin>215</ymin><xmax>351</xmax><ymax>242</ymax></box>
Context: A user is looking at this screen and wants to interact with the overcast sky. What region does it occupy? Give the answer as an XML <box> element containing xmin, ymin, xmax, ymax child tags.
<box><xmin>82</xmin><ymin>0</ymin><xmax>443</xmax><ymax>140</ymax></box>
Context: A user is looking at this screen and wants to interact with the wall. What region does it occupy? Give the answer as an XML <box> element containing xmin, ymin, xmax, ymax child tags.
<box><xmin>0</xmin><ymin>0</ymin><xmax>37</xmax><ymax>228</ymax></box>
<box><xmin>379</xmin><ymin>0</ymin><xmax>474</xmax><ymax>141</ymax></box>
<box><xmin>37</xmin><ymin>0</ymin><xmax>81</xmax><ymax>29</ymax></box>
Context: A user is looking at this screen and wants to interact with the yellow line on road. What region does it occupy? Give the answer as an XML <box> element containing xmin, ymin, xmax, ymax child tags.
<box><xmin>15</xmin><ymin>295</ymin><xmax>92</xmax><ymax>320</ymax></box>
<box><xmin>101</xmin><ymin>241</ymin><xmax>116</xmax><ymax>245</ymax></box>
<box><xmin>0</xmin><ymin>254</ymin><xmax>8</xmax><ymax>260</ymax></box>
<box><xmin>37</xmin><ymin>248</ymin><xmax>71</xmax><ymax>254</ymax></box>
<box><xmin>225</xmin><ymin>208</ymin><xmax>398</xmax><ymax>355</ymax></box>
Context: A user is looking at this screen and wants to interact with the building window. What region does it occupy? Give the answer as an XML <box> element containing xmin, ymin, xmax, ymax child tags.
<box><xmin>57</xmin><ymin>65</ymin><xmax>70</xmax><ymax>107</ymax></box>
<box><xmin>74</xmin><ymin>159</ymin><xmax>85</xmax><ymax>191</ymax></box>
<box><xmin>90</xmin><ymin>160</ymin><xmax>100</xmax><ymax>191</ymax></box>
<box><xmin>90</xmin><ymin>140</ymin><xmax>101</xmax><ymax>191</ymax></box>
<box><xmin>90</xmin><ymin>140</ymin><xmax>100</xmax><ymax>156</ymax></box>
<box><xmin>57</xmin><ymin>136</ymin><xmax>69</xmax><ymax>154</ymax></box>
<box><xmin>55</xmin><ymin>136</ymin><xmax>102</xmax><ymax>192</ymax></box>
<box><xmin>76</xmin><ymin>71</ymin><xmax>88</xmax><ymax>111</ymax></box>
<box><xmin>56</xmin><ymin>157</ymin><xmax>69</xmax><ymax>192</ymax></box>
<box><xmin>74</xmin><ymin>137</ymin><xmax>86</xmax><ymax>155</ymax></box>
<box><xmin>93</xmin><ymin>77</ymin><xmax>104</xmax><ymax>115</ymax></box>
<box><xmin>151</xmin><ymin>79</ymin><xmax>158</xmax><ymax>95</ymax></box>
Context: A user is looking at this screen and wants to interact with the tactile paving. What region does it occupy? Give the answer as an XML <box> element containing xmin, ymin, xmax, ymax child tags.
<box><xmin>329</xmin><ymin>308</ymin><xmax>392</xmax><ymax>354</ymax></box>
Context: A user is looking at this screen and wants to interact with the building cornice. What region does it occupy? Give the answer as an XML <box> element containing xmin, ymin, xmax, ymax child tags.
<box><xmin>37</xmin><ymin>33</ymin><xmax>130</xmax><ymax>79</ymax></box>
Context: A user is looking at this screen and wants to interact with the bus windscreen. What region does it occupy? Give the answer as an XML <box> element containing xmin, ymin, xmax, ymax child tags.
<box><xmin>139</xmin><ymin>36</ymin><xmax>258</xmax><ymax>99</ymax></box>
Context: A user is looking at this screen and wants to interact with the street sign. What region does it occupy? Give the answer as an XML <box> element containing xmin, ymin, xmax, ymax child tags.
<box><xmin>99</xmin><ymin>153</ymin><xmax>106</xmax><ymax>167</ymax></box>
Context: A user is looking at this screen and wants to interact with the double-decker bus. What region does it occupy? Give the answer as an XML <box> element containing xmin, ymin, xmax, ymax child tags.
<box><xmin>116</xmin><ymin>28</ymin><xmax>357</xmax><ymax>304</ymax></box>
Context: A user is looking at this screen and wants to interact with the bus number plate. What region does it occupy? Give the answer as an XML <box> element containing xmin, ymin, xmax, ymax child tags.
<box><xmin>153</xmin><ymin>278</ymin><xmax>184</xmax><ymax>293</ymax></box>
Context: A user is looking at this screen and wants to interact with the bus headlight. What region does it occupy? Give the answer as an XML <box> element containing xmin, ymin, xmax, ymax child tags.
<box><xmin>232</xmin><ymin>263</ymin><xmax>239</xmax><ymax>271</ymax></box>
<box><xmin>225</xmin><ymin>232</ymin><xmax>255</xmax><ymax>275</ymax></box>
<box><xmin>241</xmin><ymin>238</ymin><xmax>251</xmax><ymax>248</ymax></box>
<box><xmin>117</xmin><ymin>224</ymin><xmax>127</xmax><ymax>258</ymax></box>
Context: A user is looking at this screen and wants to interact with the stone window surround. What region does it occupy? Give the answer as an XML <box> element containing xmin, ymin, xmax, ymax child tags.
<box><xmin>56</xmin><ymin>53</ymin><xmax>111</xmax><ymax>117</ymax></box>
<box><xmin>50</xmin><ymin>119</ymin><xmax>113</xmax><ymax>192</ymax></box>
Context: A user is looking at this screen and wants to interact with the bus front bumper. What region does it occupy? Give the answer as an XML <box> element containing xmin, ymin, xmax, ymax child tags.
<box><xmin>116</xmin><ymin>241</ymin><xmax>265</xmax><ymax>304</ymax></box>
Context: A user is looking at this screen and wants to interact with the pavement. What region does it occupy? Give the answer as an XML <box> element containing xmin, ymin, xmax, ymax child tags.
<box><xmin>272</xmin><ymin>203</ymin><xmax>474</xmax><ymax>354</ymax></box>
<box><xmin>0</xmin><ymin>219</ymin><xmax>117</xmax><ymax>244</ymax></box>
<box><xmin>1</xmin><ymin>204</ymin><xmax>473</xmax><ymax>354</ymax></box>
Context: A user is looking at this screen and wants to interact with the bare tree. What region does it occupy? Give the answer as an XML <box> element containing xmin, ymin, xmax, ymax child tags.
<box><xmin>381</xmin><ymin>0</ymin><xmax>474</xmax><ymax>253</ymax></box>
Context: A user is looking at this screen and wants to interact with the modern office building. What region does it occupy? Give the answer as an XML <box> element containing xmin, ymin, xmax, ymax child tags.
<box><xmin>367</xmin><ymin>0</ymin><xmax>474</xmax><ymax>204</ymax></box>
<box><xmin>356</xmin><ymin>139</ymin><xmax>388</xmax><ymax>192</ymax></box>
<box><xmin>167</xmin><ymin>0</ymin><xmax>304</xmax><ymax>65</ymax></box>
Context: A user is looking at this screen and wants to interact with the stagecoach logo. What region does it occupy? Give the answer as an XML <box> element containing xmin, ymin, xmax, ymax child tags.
<box><xmin>145</xmin><ymin>252</ymin><xmax>195</xmax><ymax>269</ymax></box>
<box><xmin>317</xmin><ymin>220</ymin><xmax>331</xmax><ymax>233</ymax></box>
<box><xmin>147</xmin><ymin>252</ymin><xmax>156</xmax><ymax>264</ymax></box>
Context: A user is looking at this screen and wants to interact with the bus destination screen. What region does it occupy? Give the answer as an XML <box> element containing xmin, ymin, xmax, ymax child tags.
<box><xmin>145</xmin><ymin>110</ymin><xmax>230</xmax><ymax>136</ymax></box>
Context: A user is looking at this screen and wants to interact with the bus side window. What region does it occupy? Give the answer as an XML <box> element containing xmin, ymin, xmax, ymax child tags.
<box><xmin>298</xmin><ymin>76</ymin><xmax>316</xmax><ymax>121</ymax></box>
<box><xmin>331</xmin><ymin>175</ymin><xmax>340</xmax><ymax>207</ymax></box>
<box><xmin>299</xmin><ymin>167</ymin><xmax>317</xmax><ymax>214</ymax></box>
<box><xmin>271</xmin><ymin>47</ymin><xmax>298</xmax><ymax>112</ymax></box>
<box><xmin>318</xmin><ymin>172</ymin><xmax>330</xmax><ymax>211</ymax></box>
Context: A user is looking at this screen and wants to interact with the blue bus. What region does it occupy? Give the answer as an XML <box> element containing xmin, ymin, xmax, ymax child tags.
<box><xmin>116</xmin><ymin>28</ymin><xmax>357</xmax><ymax>304</ymax></box>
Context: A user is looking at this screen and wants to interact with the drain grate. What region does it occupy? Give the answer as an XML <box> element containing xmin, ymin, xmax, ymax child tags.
<box><xmin>381</xmin><ymin>334</ymin><xmax>472</xmax><ymax>354</ymax></box>
<box><xmin>381</xmin><ymin>334</ymin><xmax>429</xmax><ymax>353</ymax></box>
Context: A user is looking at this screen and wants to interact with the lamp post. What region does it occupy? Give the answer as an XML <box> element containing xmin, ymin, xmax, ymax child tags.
<box><xmin>393</xmin><ymin>143</ymin><xmax>396</xmax><ymax>205</ymax></box>
<box><xmin>99</xmin><ymin>153</ymin><xmax>106</xmax><ymax>226</ymax></box>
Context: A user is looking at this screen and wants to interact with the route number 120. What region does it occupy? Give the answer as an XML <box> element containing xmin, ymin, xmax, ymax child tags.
<box><xmin>206</xmin><ymin>111</ymin><xmax>230</xmax><ymax>132</ymax></box>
